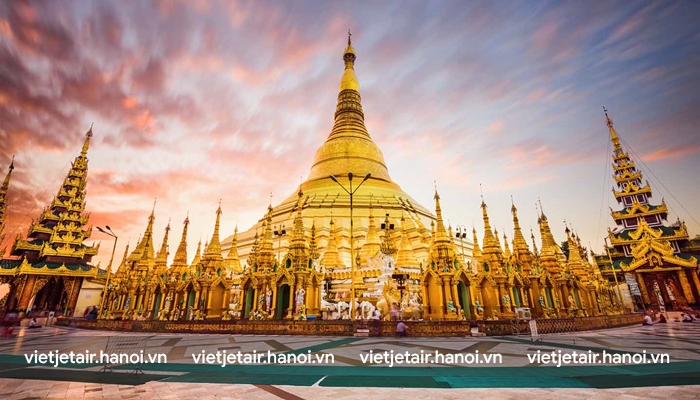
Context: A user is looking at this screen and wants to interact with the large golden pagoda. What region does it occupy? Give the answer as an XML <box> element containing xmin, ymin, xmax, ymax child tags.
<box><xmin>222</xmin><ymin>33</ymin><xmax>454</xmax><ymax>270</ymax></box>
<box><xmin>98</xmin><ymin>35</ymin><xmax>624</xmax><ymax>323</ymax></box>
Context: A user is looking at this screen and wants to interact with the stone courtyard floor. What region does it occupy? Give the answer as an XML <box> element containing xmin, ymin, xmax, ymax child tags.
<box><xmin>0</xmin><ymin>321</ymin><xmax>699</xmax><ymax>398</ymax></box>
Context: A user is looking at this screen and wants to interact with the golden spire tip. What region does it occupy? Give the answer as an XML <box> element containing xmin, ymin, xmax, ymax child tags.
<box><xmin>348</xmin><ymin>29</ymin><xmax>352</xmax><ymax>46</ymax></box>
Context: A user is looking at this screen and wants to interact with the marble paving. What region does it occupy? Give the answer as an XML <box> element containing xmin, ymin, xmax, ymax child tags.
<box><xmin>0</xmin><ymin>321</ymin><xmax>698</xmax><ymax>398</ymax></box>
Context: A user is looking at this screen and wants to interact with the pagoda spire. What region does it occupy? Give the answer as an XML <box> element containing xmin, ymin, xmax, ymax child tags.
<box><xmin>360</xmin><ymin>197</ymin><xmax>381</xmax><ymax>259</ymax></box>
<box><xmin>154</xmin><ymin>219</ymin><xmax>171</xmax><ymax>275</ymax></box>
<box><xmin>205</xmin><ymin>201</ymin><xmax>223</xmax><ymax>256</ymax></box>
<box><xmin>426</xmin><ymin>186</ymin><xmax>457</xmax><ymax>271</ymax></box>
<box><xmin>11</xmin><ymin>125</ymin><xmax>99</xmax><ymax>264</ymax></box>
<box><xmin>309</xmin><ymin>220</ymin><xmax>320</xmax><ymax>260</ymax></box>
<box><xmin>191</xmin><ymin>239</ymin><xmax>202</xmax><ymax>266</ymax></box>
<box><xmin>0</xmin><ymin>155</ymin><xmax>15</xmax><ymax>248</ymax></box>
<box><xmin>224</xmin><ymin>224</ymin><xmax>242</xmax><ymax>273</ymax></box>
<box><xmin>156</xmin><ymin>218</ymin><xmax>171</xmax><ymax>263</ymax></box>
<box><xmin>247</xmin><ymin>229</ymin><xmax>259</xmax><ymax>269</ymax></box>
<box><xmin>510</xmin><ymin>198</ymin><xmax>529</xmax><ymax>253</ymax></box>
<box><xmin>433</xmin><ymin>186</ymin><xmax>449</xmax><ymax>242</ymax></box>
<box><xmin>139</xmin><ymin>199</ymin><xmax>157</xmax><ymax>262</ymax></box>
<box><xmin>472</xmin><ymin>226</ymin><xmax>481</xmax><ymax>258</ymax></box>
<box><xmin>307</xmin><ymin>32</ymin><xmax>392</xmax><ymax>181</ymax></box>
<box><xmin>530</xmin><ymin>228</ymin><xmax>539</xmax><ymax>256</ymax></box>
<box><xmin>322</xmin><ymin>218</ymin><xmax>343</xmax><ymax>269</ymax></box>
<box><xmin>81</xmin><ymin>123</ymin><xmax>93</xmax><ymax>156</ymax></box>
<box><xmin>287</xmin><ymin>189</ymin><xmax>310</xmax><ymax>270</ymax></box>
<box><xmin>480</xmin><ymin>196</ymin><xmax>500</xmax><ymax>256</ymax></box>
<box><xmin>503</xmin><ymin>232</ymin><xmax>511</xmax><ymax>259</ymax></box>
<box><xmin>171</xmin><ymin>214</ymin><xmax>190</xmax><ymax>268</ymax></box>
<box><xmin>114</xmin><ymin>241</ymin><xmax>130</xmax><ymax>277</ymax></box>
<box><xmin>396</xmin><ymin>214</ymin><xmax>418</xmax><ymax>267</ymax></box>
<box><xmin>258</xmin><ymin>205</ymin><xmax>276</xmax><ymax>271</ymax></box>
<box><xmin>604</xmin><ymin>107</ymin><xmax>622</xmax><ymax>152</ymax></box>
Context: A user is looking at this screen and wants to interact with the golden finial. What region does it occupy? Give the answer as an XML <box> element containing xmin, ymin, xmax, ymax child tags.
<box><xmin>433</xmin><ymin>181</ymin><xmax>440</xmax><ymax>201</ymax></box>
<box><xmin>8</xmin><ymin>154</ymin><xmax>14</xmax><ymax>172</ymax></box>
<box><xmin>603</xmin><ymin>106</ymin><xmax>613</xmax><ymax>127</ymax></box>
<box><xmin>87</xmin><ymin>122</ymin><xmax>94</xmax><ymax>138</ymax></box>
<box><xmin>269</xmin><ymin>192</ymin><xmax>273</xmax><ymax>206</ymax></box>
<box><xmin>348</xmin><ymin>29</ymin><xmax>352</xmax><ymax>46</ymax></box>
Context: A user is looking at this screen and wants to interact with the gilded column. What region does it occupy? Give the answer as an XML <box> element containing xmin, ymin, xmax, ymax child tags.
<box><xmin>67</xmin><ymin>278</ymin><xmax>82</xmax><ymax>312</ymax></box>
<box><xmin>437</xmin><ymin>278</ymin><xmax>445</xmax><ymax>317</ymax></box>
<box><xmin>692</xmin><ymin>271</ymin><xmax>700</xmax><ymax>303</ymax></box>
<box><xmin>252</xmin><ymin>284</ymin><xmax>259</xmax><ymax>311</ymax></box>
<box><xmin>451</xmin><ymin>280</ymin><xmax>460</xmax><ymax>316</ymax></box>
<box><xmin>421</xmin><ymin>282</ymin><xmax>429</xmax><ymax>319</ymax></box>
<box><xmin>677</xmin><ymin>270</ymin><xmax>695</xmax><ymax>304</ymax></box>
<box><xmin>17</xmin><ymin>275</ymin><xmax>37</xmax><ymax>311</ymax></box>
<box><xmin>561</xmin><ymin>285</ymin><xmax>571</xmax><ymax>308</ymax></box>
<box><xmin>288</xmin><ymin>282</ymin><xmax>295</xmax><ymax>318</ymax></box>
<box><xmin>271</xmin><ymin>284</ymin><xmax>278</xmax><ymax>316</ymax></box>
<box><xmin>636</xmin><ymin>273</ymin><xmax>650</xmax><ymax>305</ymax></box>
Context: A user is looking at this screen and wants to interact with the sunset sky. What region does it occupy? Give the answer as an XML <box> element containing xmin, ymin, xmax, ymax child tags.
<box><xmin>1</xmin><ymin>0</ymin><xmax>699</xmax><ymax>269</ymax></box>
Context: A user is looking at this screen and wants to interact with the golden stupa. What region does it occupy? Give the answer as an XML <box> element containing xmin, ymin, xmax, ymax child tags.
<box><xmin>222</xmin><ymin>34</ymin><xmax>444</xmax><ymax>268</ymax></box>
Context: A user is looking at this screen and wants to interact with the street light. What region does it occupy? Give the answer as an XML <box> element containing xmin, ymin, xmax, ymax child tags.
<box><xmin>330</xmin><ymin>172</ymin><xmax>371</xmax><ymax>320</ymax></box>
<box><xmin>604</xmin><ymin>236</ymin><xmax>624</xmax><ymax>310</ymax></box>
<box><xmin>274</xmin><ymin>223</ymin><xmax>286</xmax><ymax>264</ymax></box>
<box><xmin>96</xmin><ymin>226</ymin><xmax>118</xmax><ymax>319</ymax></box>
<box><xmin>455</xmin><ymin>225</ymin><xmax>467</xmax><ymax>265</ymax></box>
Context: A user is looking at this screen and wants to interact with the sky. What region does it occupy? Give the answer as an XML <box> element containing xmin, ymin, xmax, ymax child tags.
<box><xmin>1</xmin><ymin>0</ymin><xmax>699</xmax><ymax>270</ymax></box>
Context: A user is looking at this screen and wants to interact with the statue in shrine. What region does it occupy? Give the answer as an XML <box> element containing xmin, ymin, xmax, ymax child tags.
<box><xmin>568</xmin><ymin>294</ymin><xmax>576</xmax><ymax>309</ymax></box>
<box><xmin>475</xmin><ymin>300</ymin><xmax>484</xmax><ymax>315</ymax></box>
<box><xmin>539</xmin><ymin>295</ymin><xmax>545</xmax><ymax>309</ymax></box>
<box><xmin>502</xmin><ymin>294</ymin><xmax>510</xmax><ymax>307</ymax></box>
<box><xmin>554</xmin><ymin>294</ymin><xmax>561</xmax><ymax>309</ymax></box>
<box><xmin>265</xmin><ymin>288</ymin><xmax>273</xmax><ymax>312</ymax></box>
<box><xmin>446</xmin><ymin>301</ymin><xmax>456</xmax><ymax>313</ymax></box>
<box><xmin>523</xmin><ymin>292</ymin><xmax>529</xmax><ymax>306</ymax></box>
<box><xmin>171</xmin><ymin>305</ymin><xmax>180</xmax><ymax>321</ymax></box>
<box><xmin>295</xmin><ymin>287</ymin><xmax>306</xmax><ymax>311</ymax></box>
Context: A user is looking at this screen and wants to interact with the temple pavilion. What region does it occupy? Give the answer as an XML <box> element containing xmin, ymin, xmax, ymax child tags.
<box><xmin>593</xmin><ymin>110</ymin><xmax>700</xmax><ymax>311</ymax></box>
<box><xmin>0</xmin><ymin>129</ymin><xmax>101</xmax><ymax>316</ymax></box>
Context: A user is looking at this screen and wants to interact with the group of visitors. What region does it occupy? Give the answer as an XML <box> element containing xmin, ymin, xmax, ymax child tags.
<box><xmin>643</xmin><ymin>309</ymin><xmax>700</xmax><ymax>325</ymax></box>
<box><xmin>83</xmin><ymin>306</ymin><xmax>99</xmax><ymax>320</ymax></box>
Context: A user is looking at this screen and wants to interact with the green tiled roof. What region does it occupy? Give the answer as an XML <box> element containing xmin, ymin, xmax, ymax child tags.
<box><xmin>31</xmin><ymin>262</ymin><xmax>94</xmax><ymax>272</ymax></box>
<box><xmin>615</xmin><ymin>225</ymin><xmax>680</xmax><ymax>240</ymax></box>
<box><xmin>616</xmin><ymin>204</ymin><xmax>662</xmax><ymax>216</ymax></box>
<box><xmin>1</xmin><ymin>259</ymin><xmax>21</xmax><ymax>270</ymax></box>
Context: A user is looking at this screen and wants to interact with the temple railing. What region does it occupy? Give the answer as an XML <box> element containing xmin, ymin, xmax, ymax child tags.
<box><xmin>56</xmin><ymin>314</ymin><xmax>644</xmax><ymax>336</ymax></box>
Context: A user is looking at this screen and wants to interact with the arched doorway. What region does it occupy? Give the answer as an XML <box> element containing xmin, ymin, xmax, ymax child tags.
<box><xmin>34</xmin><ymin>278</ymin><xmax>66</xmax><ymax>313</ymax></box>
<box><xmin>186</xmin><ymin>290</ymin><xmax>196</xmax><ymax>319</ymax></box>
<box><xmin>243</xmin><ymin>287</ymin><xmax>254</xmax><ymax>319</ymax></box>
<box><xmin>276</xmin><ymin>284</ymin><xmax>290</xmax><ymax>320</ymax></box>
<box><xmin>152</xmin><ymin>291</ymin><xmax>162</xmax><ymax>320</ymax></box>
<box><xmin>457</xmin><ymin>282</ymin><xmax>471</xmax><ymax>320</ymax></box>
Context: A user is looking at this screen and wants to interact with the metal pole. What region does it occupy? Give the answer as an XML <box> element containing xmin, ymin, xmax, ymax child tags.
<box><xmin>350</xmin><ymin>177</ymin><xmax>355</xmax><ymax>321</ymax></box>
<box><xmin>605</xmin><ymin>237</ymin><xmax>624</xmax><ymax>309</ymax></box>
<box><xmin>99</xmin><ymin>235</ymin><xmax>118</xmax><ymax>317</ymax></box>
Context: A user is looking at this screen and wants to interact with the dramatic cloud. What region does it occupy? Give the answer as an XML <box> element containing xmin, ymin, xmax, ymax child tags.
<box><xmin>0</xmin><ymin>0</ymin><xmax>698</xmax><ymax>266</ymax></box>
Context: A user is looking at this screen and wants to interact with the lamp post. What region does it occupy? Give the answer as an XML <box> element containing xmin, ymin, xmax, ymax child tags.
<box><xmin>455</xmin><ymin>225</ymin><xmax>467</xmax><ymax>265</ymax></box>
<box><xmin>604</xmin><ymin>236</ymin><xmax>624</xmax><ymax>310</ymax></box>
<box><xmin>274</xmin><ymin>223</ymin><xmax>286</xmax><ymax>264</ymax></box>
<box><xmin>96</xmin><ymin>226</ymin><xmax>117</xmax><ymax>318</ymax></box>
<box><xmin>330</xmin><ymin>172</ymin><xmax>371</xmax><ymax>321</ymax></box>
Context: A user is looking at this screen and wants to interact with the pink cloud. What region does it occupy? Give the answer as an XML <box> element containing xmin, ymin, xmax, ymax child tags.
<box><xmin>642</xmin><ymin>145</ymin><xmax>700</xmax><ymax>162</ymax></box>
